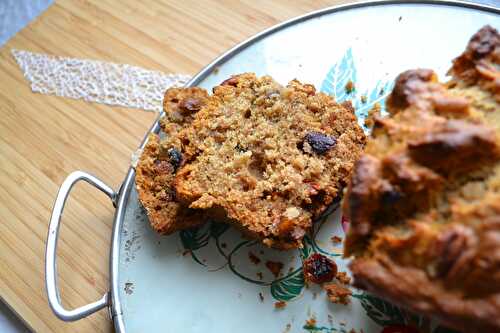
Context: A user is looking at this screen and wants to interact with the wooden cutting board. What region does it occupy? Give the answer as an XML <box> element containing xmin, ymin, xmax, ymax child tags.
<box><xmin>0</xmin><ymin>0</ymin><xmax>350</xmax><ymax>332</ymax></box>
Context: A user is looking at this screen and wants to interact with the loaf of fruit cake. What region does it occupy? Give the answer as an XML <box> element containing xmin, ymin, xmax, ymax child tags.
<box><xmin>174</xmin><ymin>73</ymin><xmax>366</xmax><ymax>249</ymax></box>
<box><xmin>135</xmin><ymin>87</ymin><xmax>209</xmax><ymax>234</ymax></box>
<box><xmin>343</xmin><ymin>25</ymin><xmax>500</xmax><ymax>333</ymax></box>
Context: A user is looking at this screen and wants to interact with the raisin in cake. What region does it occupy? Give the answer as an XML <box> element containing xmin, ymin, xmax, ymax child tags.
<box><xmin>343</xmin><ymin>26</ymin><xmax>500</xmax><ymax>332</ymax></box>
<box><xmin>174</xmin><ymin>73</ymin><xmax>366</xmax><ymax>249</ymax></box>
<box><xmin>135</xmin><ymin>87</ymin><xmax>209</xmax><ymax>234</ymax></box>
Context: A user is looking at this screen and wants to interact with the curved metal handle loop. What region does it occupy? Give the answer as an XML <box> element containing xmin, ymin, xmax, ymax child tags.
<box><xmin>46</xmin><ymin>171</ymin><xmax>116</xmax><ymax>321</ymax></box>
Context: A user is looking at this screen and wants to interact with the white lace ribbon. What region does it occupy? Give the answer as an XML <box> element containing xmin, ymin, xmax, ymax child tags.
<box><xmin>12</xmin><ymin>49</ymin><xmax>191</xmax><ymax>112</ymax></box>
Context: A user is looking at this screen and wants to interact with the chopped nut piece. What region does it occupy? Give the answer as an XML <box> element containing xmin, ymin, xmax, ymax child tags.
<box><xmin>364</xmin><ymin>103</ymin><xmax>381</xmax><ymax>129</ymax></box>
<box><xmin>345</xmin><ymin>80</ymin><xmax>355</xmax><ymax>93</ymax></box>
<box><xmin>284</xmin><ymin>206</ymin><xmax>301</xmax><ymax>219</ymax></box>
<box><xmin>331</xmin><ymin>235</ymin><xmax>343</xmax><ymax>244</ymax></box>
<box><xmin>324</xmin><ymin>283</ymin><xmax>352</xmax><ymax>305</ymax></box>
<box><xmin>274</xmin><ymin>301</ymin><xmax>287</xmax><ymax>309</ymax></box>
<box><xmin>305</xmin><ymin>317</ymin><xmax>317</xmax><ymax>327</ymax></box>
<box><xmin>336</xmin><ymin>271</ymin><xmax>352</xmax><ymax>285</ymax></box>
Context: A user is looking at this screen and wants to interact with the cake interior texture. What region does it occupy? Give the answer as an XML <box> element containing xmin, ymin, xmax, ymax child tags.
<box><xmin>174</xmin><ymin>73</ymin><xmax>366</xmax><ymax>248</ymax></box>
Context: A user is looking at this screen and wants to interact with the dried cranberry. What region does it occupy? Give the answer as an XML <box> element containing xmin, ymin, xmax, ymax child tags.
<box><xmin>167</xmin><ymin>148</ymin><xmax>182</xmax><ymax>171</ymax></box>
<box><xmin>303</xmin><ymin>253</ymin><xmax>337</xmax><ymax>284</ymax></box>
<box><xmin>304</xmin><ymin>132</ymin><xmax>336</xmax><ymax>155</ymax></box>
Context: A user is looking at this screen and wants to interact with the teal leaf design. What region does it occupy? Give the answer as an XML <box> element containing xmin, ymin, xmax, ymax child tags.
<box><xmin>180</xmin><ymin>220</ymin><xmax>230</xmax><ymax>266</ymax></box>
<box><xmin>313</xmin><ymin>200</ymin><xmax>340</xmax><ymax>223</ymax></box>
<box><xmin>307</xmin><ymin>202</ymin><xmax>342</xmax><ymax>257</ymax></box>
<box><xmin>320</xmin><ymin>48</ymin><xmax>357</xmax><ymax>102</ymax></box>
<box><xmin>179</xmin><ymin>226</ymin><xmax>209</xmax><ymax>250</ymax></box>
<box><xmin>300</xmin><ymin>235</ymin><xmax>314</xmax><ymax>259</ymax></box>
<box><xmin>308</xmin><ymin>233</ymin><xmax>341</xmax><ymax>257</ymax></box>
<box><xmin>209</xmin><ymin>221</ymin><xmax>230</xmax><ymax>239</ymax></box>
<box><xmin>270</xmin><ymin>267</ymin><xmax>305</xmax><ymax>301</ymax></box>
<box><xmin>304</xmin><ymin>325</ymin><xmax>349</xmax><ymax>333</ymax></box>
<box><xmin>320</xmin><ymin>47</ymin><xmax>394</xmax><ymax>133</ymax></box>
<box><xmin>358</xmin><ymin>293</ymin><xmax>406</xmax><ymax>327</ymax></box>
<box><xmin>179</xmin><ymin>223</ymin><xmax>211</xmax><ymax>266</ymax></box>
<box><xmin>226</xmin><ymin>240</ymin><xmax>268</xmax><ymax>285</ymax></box>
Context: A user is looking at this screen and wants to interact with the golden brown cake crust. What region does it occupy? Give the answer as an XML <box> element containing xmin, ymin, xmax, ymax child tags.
<box><xmin>135</xmin><ymin>134</ymin><xmax>205</xmax><ymax>233</ymax></box>
<box><xmin>175</xmin><ymin>73</ymin><xmax>366</xmax><ymax>249</ymax></box>
<box><xmin>135</xmin><ymin>87</ymin><xmax>209</xmax><ymax>234</ymax></box>
<box><xmin>343</xmin><ymin>26</ymin><xmax>500</xmax><ymax>332</ymax></box>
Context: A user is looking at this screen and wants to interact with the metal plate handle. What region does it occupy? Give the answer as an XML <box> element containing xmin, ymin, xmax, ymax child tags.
<box><xmin>45</xmin><ymin>171</ymin><xmax>116</xmax><ymax>321</ymax></box>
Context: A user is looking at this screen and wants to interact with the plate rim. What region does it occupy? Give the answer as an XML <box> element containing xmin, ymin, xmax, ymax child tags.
<box><xmin>110</xmin><ymin>1</ymin><xmax>500</xmax><ymax>331</ymax></box>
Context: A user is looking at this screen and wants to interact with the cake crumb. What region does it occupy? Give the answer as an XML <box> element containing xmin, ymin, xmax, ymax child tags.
<box><xmin>256</xmin><ymin>272</ymin><xmax>264</xmax><ymax>280</ymax></box>
<box><xmin>345</xmin><ymin>80</ymin><xmax>355</xmax><ymax>93</ymax></box>
<box><xmin>324</xmin><ymin>283</ymin><xmax>352</xmax><ymax>305</ymax></box>
<box><xmin>364</xmin><ymin>103</ymin><xmax>381</xmax><ymax>129</ymax></box>
<box><xmin>259</xmin><ymin>292</ymin><xmax>264</xmax><ymax>302</ymax></box>
<box><xmin>331</xmin><ymin>235</ymin><xmax>342</xmax><ymax>244</ymax></box>
<box><xmin>305</xmin><ymin>316</ymin><xmax>317</xmax><ymax>327</ymax></box>
<box><xmin>283</xmin><ymin>323</ymin><xmax>292</xmax><ymax>333</ymax></box>
<box><xmin>124</xmin><ymin>282</ymin><xmax>134</xmax><ymax>295</ymax></box>
<box><xmin>360</xmin><ymin>95</ymin><xmax>367</xmax><ymax>103</ymax></box>
<box><xmin>312</xmin><ymin>292</ymin><xmax>318</xmax><ymax>300</ymax></box>
<box><xmin>249</xmin><ymin>251</ymin><xmax>261</xmax><ymax>265</ymax></box>
<box><xmin>336</xmin><ymin>271</ymin><xmax>352</xmax><ymax>284</ymax></box>
<box><xmin>266</xmin><ymin>260</ymin><xmax>284</xmax><ymax>278</ymax></box>
<box><xmin>182</xmin><ymin>249</ymin><xmax>191</xmax><ymax>256</ymax></box>
<box><xmin>274</xmin><ymin>301</ymin><xmax>287</xmax><ymax>309</ymax></box>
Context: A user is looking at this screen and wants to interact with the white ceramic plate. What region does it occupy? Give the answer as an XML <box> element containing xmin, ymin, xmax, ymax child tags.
<box><xmin>114</xmin><ymin>2</ymin><xmax>499</xmax><ymax>332</ymax></box>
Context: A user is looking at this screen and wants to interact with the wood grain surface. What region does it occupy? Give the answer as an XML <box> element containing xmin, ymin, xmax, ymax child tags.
<box><xmin>0</xmin><ymin>0</ymin><xmax>352</xmax><ymax>332</ymax></box>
